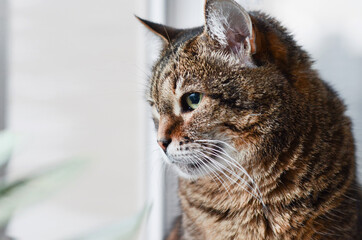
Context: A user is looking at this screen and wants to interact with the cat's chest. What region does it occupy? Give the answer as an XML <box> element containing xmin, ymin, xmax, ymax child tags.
<box><xmin>181</xmin><ymin>206</ymin><xmax>268</xmax><ymax>240</ymax></box>
<box><xmin>179</xmin><ymin>190</ymin><xmax>269</xmax><ymax>240</ymax></box>
<box><xmin>178</xmin><ymin>182</ymin><xmax>301</xmax><ymax>240</ymax></box>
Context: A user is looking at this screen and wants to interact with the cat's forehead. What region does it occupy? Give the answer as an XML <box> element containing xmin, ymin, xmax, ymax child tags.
<box><xmin>150</xmin><ymin>43</ymin><xmax>204</xmax><ymax>97</ymax></box>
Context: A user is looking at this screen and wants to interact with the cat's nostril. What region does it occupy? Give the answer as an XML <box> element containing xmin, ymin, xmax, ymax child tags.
<box><xmin>157</xmin><ymin>138</ymin><xmax>172</xmax><ymax>152</ymax></box>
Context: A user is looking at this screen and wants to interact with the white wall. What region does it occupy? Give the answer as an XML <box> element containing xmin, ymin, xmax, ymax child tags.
<box><xmin>7</xmin><ymin>0</ymin><xmax>146</xmax><ymax>239</ymax></box>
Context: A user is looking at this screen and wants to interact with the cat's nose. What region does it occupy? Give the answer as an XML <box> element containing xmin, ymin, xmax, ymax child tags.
<box><xmin>157</xmin><ymin>138</ymin><xmax>171</xmax><ymax>152</ymax></box>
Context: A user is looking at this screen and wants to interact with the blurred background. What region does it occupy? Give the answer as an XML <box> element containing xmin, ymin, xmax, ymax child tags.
<box><xmin>0</xmin><ymin>0</ymin><xmax>360</xmax><ymax>239</ymax></box>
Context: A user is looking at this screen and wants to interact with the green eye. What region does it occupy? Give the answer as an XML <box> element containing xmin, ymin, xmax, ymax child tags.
<box><xmin>183</xmin><ymin>93</ymin><xmax>203</xmax><ymax>111</ymax></box>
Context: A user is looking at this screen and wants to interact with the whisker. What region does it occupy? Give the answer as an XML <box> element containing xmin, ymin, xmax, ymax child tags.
<box><xmin>199</xmin><ymin>143</ymin><xmax>260</xmax><ymax>191</ymax></box>
<box><xmin>197</xmin><ymin>141</ymin><xmax>264</xmax><ymax>201</ymax></box>
<box><xmin>194</xmin><ymin>150</ymin><xmax>262</xmax><ymax>203</ymax></box>
<box><xmin>199</xmin><ymin>147</ymin><xmax>259</xmax><ymax>197</ymax></box>
<box><xmin>194</xmin><ymin>140</ymin><xmax>266</xmax><ymax>209</ymax></box>
<box><xmin>192</xmin><ymin>153</ymin><xmax>232</xmax><ymax>197</ymax></box>
<box><xmin>185</xmin><ymin>155</ymin><xmax>205</xmax><ymax>179</ymax></box>
<box><xmin>182</xmin><ymin>153</ymin><xmax>232</xmax><ymax>197</ymax></box>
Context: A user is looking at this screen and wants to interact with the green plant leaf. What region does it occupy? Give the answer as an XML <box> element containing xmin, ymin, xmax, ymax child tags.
<box><xmin>71</xmin><ymin>204</ymin><xmax>151</xmax><ymax>240</ymax></box>
<box><xmin>0</xmin><ymin>158</ymin><xmax>89</xmax><ymax>226</ymax></box>
<box><xmin>0</xmin><ymin>131</ymin><xmax>16</xmax><ymax>168</ymax></box>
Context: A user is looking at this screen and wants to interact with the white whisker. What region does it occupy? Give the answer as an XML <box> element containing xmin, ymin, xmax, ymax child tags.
<box><xmin>200</xmin><ymin>147</ymin><xmax>259</xmax><ymax>197</ymax></box>
<box><xmin>197</xmin><ymin>140</ymin><xmax>264</xmax><ymax>201</ymax></box>
<box><xmin>194</xmin><ymin>150</ymin><xmax>262</xmax><ymax>203</ymax></box>
<box><xmin>191</xmin><ymin>153</ymin><xmax>232</xmax><ymax>197</ymax></box>
<box><xmin>194</xmin><ymin>139</ymin><xmax>266</xmax><ymax>209</ymax></box>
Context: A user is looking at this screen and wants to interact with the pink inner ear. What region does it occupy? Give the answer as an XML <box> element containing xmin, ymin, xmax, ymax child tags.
<box><xmin>226</xmin><ymin>30</ymin><xmax>247</xmax><ymax>54</ymax></box>
<box><xmin>205</xmin><ymin>0</ymin><xmax>255</xmax><ymax>60</ymax></box>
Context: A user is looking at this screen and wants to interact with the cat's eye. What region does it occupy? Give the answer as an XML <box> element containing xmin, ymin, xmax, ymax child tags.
<box><xmin>182</xmin><ymin>93</ymin><xmax>203</xmax><ymax>112</ymax></box>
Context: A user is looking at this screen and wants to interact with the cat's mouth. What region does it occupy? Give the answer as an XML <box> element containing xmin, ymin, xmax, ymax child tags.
<box><xmin>168</xmin><ymin>145</ymin><xmax>225</xmax><ymax>178</ymax></box>
<box><xmin>173</xmin><ymin>158</ymin><xmax>211</xmax><ymax>169</ymax></box>
<box><xmin>172</xmin><ymin>159</ymin><xmax>214</xmax><ymax>179</ymax></box>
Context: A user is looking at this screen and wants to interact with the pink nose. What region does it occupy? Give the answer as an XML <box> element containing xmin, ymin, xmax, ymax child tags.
<box><xmin>157</xmin><ymin>138</ymin><xmax>171</xmax><ymax>152</ymax></box>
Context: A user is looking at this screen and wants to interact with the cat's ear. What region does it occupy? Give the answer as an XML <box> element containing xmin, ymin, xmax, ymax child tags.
<box><xmin>204</xmin><ymin>0</ymin><xmax>256</xmax><ymax>57</ymax></box>
<box><xmin>136</xmin><ymin>16</ymin><xmax>183</xmax><ymax>44</ymax></box>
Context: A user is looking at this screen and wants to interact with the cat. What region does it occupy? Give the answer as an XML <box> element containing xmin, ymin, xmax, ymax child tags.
<box><xmin>138</xmin><ymin>0</ymin><xmax>362</xmax><ymax>239</ymax></box>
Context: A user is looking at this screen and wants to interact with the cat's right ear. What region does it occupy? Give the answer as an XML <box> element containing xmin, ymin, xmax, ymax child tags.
<box><xmin>204</xmin><ymin>0</ymin><xmax>256</xmax><ymax>62</ymax></box>
<box><xmin>136</xmin><ymin>16</ymin><xmax>183</xmax><ymax>44</ymax></box>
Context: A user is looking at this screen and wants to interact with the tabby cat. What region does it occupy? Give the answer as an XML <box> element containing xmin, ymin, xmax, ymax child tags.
<box><xmin>138</xmin><ymin>0</ymin><xmax>362</xmax><ymax>239</ymax></box>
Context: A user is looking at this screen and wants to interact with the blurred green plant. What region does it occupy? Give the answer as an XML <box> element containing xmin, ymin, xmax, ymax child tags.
<box><xmin>71</xmin><ymin>204</ymin><xmax>151</xmax><ymax>240</ymax></box>
<box><xmin>0</xmin><ymin>131</ymin><xmax>89</xmax><ymax>226</ymax></box>
<box><xmin>0</xmin><ymin>131</ymin><xmax>16</xmax><ymax>167</ymax></box>
<box><xmin>0</xmin><ymin>131</ymin><xmax>149</xmax><ymax>240</ymax></box>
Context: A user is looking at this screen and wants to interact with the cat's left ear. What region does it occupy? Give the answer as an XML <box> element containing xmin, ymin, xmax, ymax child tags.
<box><xmin>136</xmin><ymin>16</ymin><xmax>183</xmax><ymax>44</ymax></box>
<box><xmin>204</xmin><ymin>0</ymin><xmax>256</xmax><ymax>59</ymax></box>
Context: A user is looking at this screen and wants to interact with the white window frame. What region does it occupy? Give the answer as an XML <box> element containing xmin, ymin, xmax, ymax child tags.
<box><xmin>143</xmin><ymin>1</ymin><xmax>167</xmax><ymax>239</ymax></box>
<box><xmin>143</xmin><ymin>1</ymin><xmax>204</xmax><ymax>239</ymax></box>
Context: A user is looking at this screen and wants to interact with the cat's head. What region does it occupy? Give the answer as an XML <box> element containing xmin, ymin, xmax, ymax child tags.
<box><xmin>139</xmin><ymin>0</ymin><xmax>307</xmax><ymax>179</ymax></box>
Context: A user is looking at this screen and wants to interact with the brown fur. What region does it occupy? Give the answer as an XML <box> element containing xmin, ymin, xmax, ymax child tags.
<box><xmin>139</xmin><ymin>1</ymin><xmax>362</xmax><ymax>239</ymax></box>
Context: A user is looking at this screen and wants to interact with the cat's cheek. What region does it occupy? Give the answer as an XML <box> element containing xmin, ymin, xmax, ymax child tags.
<box><xmin>182</xmin><ymin>112</ymin><xmax>194</xmax><ymax>125</ymax></box>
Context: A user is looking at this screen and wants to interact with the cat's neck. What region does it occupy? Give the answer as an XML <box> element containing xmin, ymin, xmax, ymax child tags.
<box><xmin>178</xmin><ymin>177</ymin><xmax>276</xmax><ymax>239</ymax></box>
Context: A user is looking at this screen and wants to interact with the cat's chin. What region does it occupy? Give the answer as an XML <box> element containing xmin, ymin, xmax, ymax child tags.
<box><xmin>170</xmin><ymin>161</ymin><xmax>214</xmax><ymax>180</ymax></box>
<box><xmin>172</xmin><ymin>166</ymin><xmax>207</xmax><ymax>180</ymax></box>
